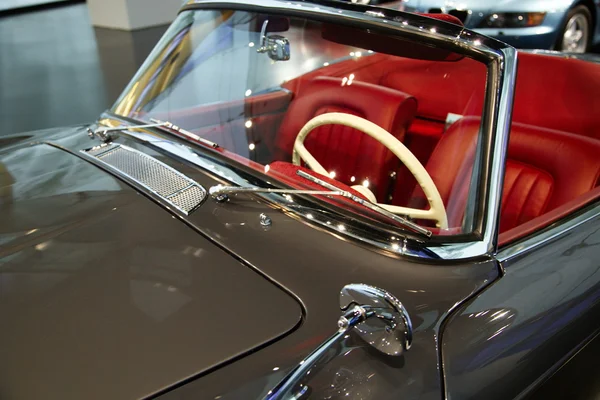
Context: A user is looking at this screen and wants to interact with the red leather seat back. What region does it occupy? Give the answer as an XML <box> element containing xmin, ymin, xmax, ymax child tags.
<box><xmin>409</xmin><ymin>117</ymin><xmax>600</xmax><ymax>232</ymax></box>
<box><xmin>275</xmin><ymin>76</ymin><xmax>417</xmax><ymax>201</ymax></box>
<box><xmin>397</xmin><ymin>117</ymin><xmax>479</xmax><ymax>227</ymax></box>
<box><xmin>376</xmin><ymin>52</ymin><xmax>600</xmax><ymax>139</ymax></box>
<box><xmin>378</xmin><ymin>57</ymin><xmax>487</xmax><ymax>121</ymax></box>
<box><xmin>512</xmin><ymin>53</ymin><xmax>600</xmax><ymax>139</ymax></box>
<box><xmin>498</xmin><ymin>123</ymin><xmax>600</xmax><ymax>232</ymax></box>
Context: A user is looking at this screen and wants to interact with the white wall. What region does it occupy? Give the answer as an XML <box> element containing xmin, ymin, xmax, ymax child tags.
<box><xmin>88</xmin><ymin>0</ymin><xmax>183</xmax><ymax>30</ymax></box>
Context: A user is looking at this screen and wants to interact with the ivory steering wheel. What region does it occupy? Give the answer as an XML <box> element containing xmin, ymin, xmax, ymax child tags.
<box><xmin>292</xmin><ymin>112</ymin><xmax>448</xmax><ymax>229</ymax></box>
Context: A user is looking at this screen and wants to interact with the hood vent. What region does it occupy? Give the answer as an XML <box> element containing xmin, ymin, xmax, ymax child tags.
<box><xmin>84</xmin><ymin>144</ymin><xmax>206</xmax><ymax>214</ymax></box>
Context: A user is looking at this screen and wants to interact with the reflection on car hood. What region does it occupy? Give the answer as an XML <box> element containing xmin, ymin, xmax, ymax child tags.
<box><xmin>0</xmin><ymin>143</ymin><xmax>302</xmax><ymax>400</ymax></box>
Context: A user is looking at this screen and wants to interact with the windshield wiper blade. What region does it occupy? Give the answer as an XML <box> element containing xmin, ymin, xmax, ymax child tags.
<box><xmin>296</xmin><ymin>170</ymin><xmax>432</xmax><ymax>238</ymax></box>
<box><xmin>209</xmin><ymin>185</ymin><xmax>349</xmax><ymax>200</ymax></box>
<box><xmin>89</xmin><ymin>119</ymin><xmax>219</xmax><ymax>149</ymax></box>
<box><xmin>88</xmin><ymin>122</ymin><xmax>169</xmax><ymax>142</ymax></box>
<box><xmin>149</xmin><ymin>118</ymin><xmax>218</xmax><ymax>148</ymax></box>
<box><xmin>208</xmin><ymin>171</ymin><xmax>432</xmax><ymax>238</ymax></box>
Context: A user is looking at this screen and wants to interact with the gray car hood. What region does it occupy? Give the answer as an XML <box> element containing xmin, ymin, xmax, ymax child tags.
<box><xmin>0</xmin><ymin>141</ymin><xmax>302</xmax><ymax>400</ymax></box>
<box><xmin>0</xmin><ymin>125</ymin><xmax>501</xmax><ymax>400</ymax></box>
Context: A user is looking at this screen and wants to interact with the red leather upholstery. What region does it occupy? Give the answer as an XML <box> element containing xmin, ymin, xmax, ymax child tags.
<box><xmin>275</xmin><ymin>76</ymin><xmax>417</xmax><ymax>201</ymax></box>
<box><xmin>357</xmin><ymin>52</ymin><xmax>600</xmax><ymax>139</ymax></box>
<box><xmin>378</xmin><ymin>57</ymin><xmax>486</xmax><ymax>121</ymax></box>
<box><xmin>398</xmin><ymin>117</ymin><xmax>479</xmax><ymax>227</ymax></box>
<box><xmin>499</xmin><ymin>186</ymin><xmax>600</xmax><ymax>245</ymax></box>
<box><xmin>267</xmin><ymin>161</ymin><xmax>429</xmax><ymax>228</ymax></box>
<box><xmin>510</xmin><ymin>54</ymin><xmax>600</xmax><ymax>139</ymax></box>
<box><xmin>415</xmin><ymin>117</ymin><xmax>600</xmax><ymax>232</ymax></box>
<box><xmin>285</xmin><ymin>54</ymin><xmax>486</xmax><ymax>123</ymax></box>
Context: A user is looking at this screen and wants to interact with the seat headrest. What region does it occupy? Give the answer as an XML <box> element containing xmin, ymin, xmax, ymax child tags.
<box><xmin>280</xmin><ymin>76</ymin><xmax>418</xmax><ymax>141</ymax></box>
<box><xmin>294</xmin><ymin>76</ymin><xmax>416</xmax><ymax>117</ymax></box>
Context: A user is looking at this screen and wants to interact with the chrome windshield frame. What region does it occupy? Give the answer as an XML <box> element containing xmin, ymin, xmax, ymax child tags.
<box><xmin>109</xmin><ymin>0</ymin><xmax>518</xmax><ymax>260</ymax></box>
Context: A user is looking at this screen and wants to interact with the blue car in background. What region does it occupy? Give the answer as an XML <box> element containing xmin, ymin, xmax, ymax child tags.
<box><xmin>350</xmin><ymin>0</ymin><xmax>600</xmax><ymax>52</ymax></box>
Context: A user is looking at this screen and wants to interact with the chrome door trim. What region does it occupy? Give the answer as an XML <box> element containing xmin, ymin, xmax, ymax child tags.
<box><xmin>482</xmin><ymin>47</ymin><xmax>517</xmax><ymax>252</ymax></box>
<box><xmin>496</xmin><ymin>203</ymin><xmax>600</xmax><ymax>262</ymax></box>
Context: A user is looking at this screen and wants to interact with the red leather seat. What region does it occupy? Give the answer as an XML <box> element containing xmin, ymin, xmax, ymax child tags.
<box><xmin>405</xmin><ymin>117</ymin><xmax>600</xmax><ymax>232</ymax></box>
<box><xmin>275</xmin><ymin>76</ymin><xmax>417</xmax><ymax>202</ymax></box>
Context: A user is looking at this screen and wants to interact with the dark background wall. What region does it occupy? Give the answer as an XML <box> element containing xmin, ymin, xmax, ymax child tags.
<box><xmin>0</xmin><ymin>3</ymin><xmax>166</xmax><ymax>137</ymax></box>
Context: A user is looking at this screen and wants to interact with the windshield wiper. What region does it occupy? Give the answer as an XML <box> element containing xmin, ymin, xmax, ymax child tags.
<box><xmin>210</xmin><ymin>185</ymin><xmax>348</xmax><ymax>199</ymax></box>
<box><xmin>209</xmin><ymin>170</ymin><xmax>432</xmax><ymax>238</ymax></box>
<box><xmin>89</xmin><ymin>119</ymin><xmax>218</xmax><ymax>149</ymax></box>
<box><xmin>88</xmin><ymin>122</ymin><xmax>168</xmax><ymax>142</ymax></box>
<box><xmin>149</xmin><ymin>118</ymin><xmax>218</xmax><ymax>148</ymax></box>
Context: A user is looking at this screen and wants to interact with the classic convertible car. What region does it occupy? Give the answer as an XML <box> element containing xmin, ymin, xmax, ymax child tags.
<box><xmin>1</xmin><ymin>0</ymin><xmax>600</xmax><ymax>399</ymax></box>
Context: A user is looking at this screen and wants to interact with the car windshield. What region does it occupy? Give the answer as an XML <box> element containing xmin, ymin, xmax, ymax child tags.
<box><xmin>111</xmin><ymin>8</ymin><xmax>488</xmax><ymax>237</ymax></box>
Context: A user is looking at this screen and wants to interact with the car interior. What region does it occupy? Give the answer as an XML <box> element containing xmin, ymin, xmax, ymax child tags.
<box><xmin>135</xmin><ymin>12</ymin><xmax>600</xmax><ymax>246</ymax></box>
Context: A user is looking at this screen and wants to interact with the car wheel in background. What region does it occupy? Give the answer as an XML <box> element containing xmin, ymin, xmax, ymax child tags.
<box><xmin>556</xmin><ymin>5</ymin><xmax>592</xmax><ymax>53</ymax></box>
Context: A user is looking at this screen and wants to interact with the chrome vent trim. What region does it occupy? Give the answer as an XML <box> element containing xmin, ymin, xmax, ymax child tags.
<box><xmin>84</xmin><ymin>144</ymin><xmax>206</xmax><ymax>214</ymax></box>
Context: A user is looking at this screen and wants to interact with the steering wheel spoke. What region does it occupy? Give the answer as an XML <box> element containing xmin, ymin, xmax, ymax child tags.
<box><xmin>293</xmin><ymin>112</ymin><xmax>448</xmax><ymax>229</ymax></box>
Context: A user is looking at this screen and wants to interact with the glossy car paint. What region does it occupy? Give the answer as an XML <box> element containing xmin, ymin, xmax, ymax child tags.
<box><xmin>442</xmin><ymin>209</ymin><xmax>600</xmax><ymax>399</ymax></box>
<box><xmin>0</xmin><ymin>128</ymin><xmax>303</xmax><ymax>399</ymax></box>
<box><xmin>0</xmin><ymin>125</ymin><xmax>499</xmax><ymax>399</ymax></box>
<box><xmin>0</xmin><ymin>2</ymin><xmax>598</xmax><ymax>400</ymax></box>
<box><xmin>399</xmin><ymin>0</ymin><xmax>600</xmax><ymax>50</ymax></box>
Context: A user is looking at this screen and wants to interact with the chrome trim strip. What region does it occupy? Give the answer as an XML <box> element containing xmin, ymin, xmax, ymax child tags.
<box><xmin>481</xmin><ymin>47</ymin><xmax>518</xmax><ymax>252</ymax></box>
<box><xmin>496</xmin><ymin>204</ymin><xmax>600</xmax><ymax>262</ymax></box>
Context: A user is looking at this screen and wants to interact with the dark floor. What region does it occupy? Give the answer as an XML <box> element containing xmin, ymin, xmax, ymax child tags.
<box><xmin>0</xmin><ymin>3</ymin><xmax>166</xmax><ymax>136</ymax></box>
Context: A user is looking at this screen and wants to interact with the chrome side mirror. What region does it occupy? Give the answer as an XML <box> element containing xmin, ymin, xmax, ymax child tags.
<box><xmin>265</xmin><ymin>284</ymin><xmax>412</xmax><ymax>400</ymax></box>
<box><xmin>257</xmin><ymin>20</ymin><xmax>290</xmax><ymax>62</ymax></box>
<box><xmin>339</xmin><ymin>283</ymin><xmax>413</xmax><ymax>356</ymax></box>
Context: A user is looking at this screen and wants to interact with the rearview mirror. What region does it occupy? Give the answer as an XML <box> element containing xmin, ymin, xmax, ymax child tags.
<box><xmin>258</xmin><ymin>35</ymin><xmax>291</xmax><ymax>61</ymax></box>
<box><xmin>257</xmin><ymin>20</ymin><xmax>291</xmax><ymax>62</ymax></box>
